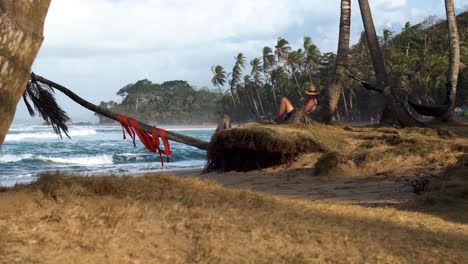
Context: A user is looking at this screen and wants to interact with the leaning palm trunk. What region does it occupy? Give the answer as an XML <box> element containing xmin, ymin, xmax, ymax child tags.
<box><xmin>292</xmin><ymin>71</ymin><xmax>302</xmax><ymax>96</ymax></box>
<box><xmin>245</xmin><ymin>88</ymin><xmax>260</xmax><ymax>117</ymax></box>
<box><xmin>0</xmin><ymin>0</ymin><xmax>51</xmax><ymax>146</ymax></box>
<box><xmin>358</xmin><ymin>0</ymin><xmax>420</xmax><ymax>127</ymax></box>
<box><xmin>250</xmin><ymin>91</ymin><xmax>261</xmax><ymax>118</ymax></box>
<box><xmin>254</xmin><ymin>84</ymin><xmax>266</xmax><ymax>117</ymax></box>
<box><xmin>30</xmin><ymin>74</ymin><xmax>210</xmax><ymax>150</ymax></box>
<box><xmin>310</xmin><ymin>0</ymin><xmax>350</xmax><ymax>123</ymax></box>
<box><xmin>258</xmin><ymin>93</ymin><xmax>266</xmax><ymax>117</ymax></box>
<box><xmin>267</xmin><ymin>73</ymin><xmax>280</xmax><ymax>111</ymax></box>
<box><xmin>440</xmin><ymin>0</ymin><xmax>460</xmax><ymax>121</ymax></box>
<box><xmin>341</xmin><ymin>87</ymin><xmax>349</xmax><ymax>120</ymax></box>
<box><xmin>229</xmin><ymin>86</ymin><xmax>237</xmax><ymax>106</ymax></box>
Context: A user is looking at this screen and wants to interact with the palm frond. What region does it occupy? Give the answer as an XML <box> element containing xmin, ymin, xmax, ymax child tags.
<box><xmin>23</xmin><ymin>79</ymin><xmax>70</xmax><ymax>138</ymax></box>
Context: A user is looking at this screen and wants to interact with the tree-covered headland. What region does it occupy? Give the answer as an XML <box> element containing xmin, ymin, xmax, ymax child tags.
<box><xmin>97</xmin><ymin>80</ymin><xmax>221</xmax><ymax>124</ymax></box>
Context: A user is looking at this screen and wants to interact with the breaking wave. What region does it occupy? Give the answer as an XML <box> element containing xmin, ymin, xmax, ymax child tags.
<box><xmin>4</xmin><ymin>129</ymin><xmax>97</xmax><ymax>141</ymax></box>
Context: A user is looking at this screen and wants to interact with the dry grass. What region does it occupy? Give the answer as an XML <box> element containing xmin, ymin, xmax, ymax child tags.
<box><xmin>407</xmin><ymin>154</ymin><xmax>468</xmax><ymax>223</ymax></box>
<box><xmin>1</xmin><ymin>121</ymin><xmax>467</xmax><ymax>263</ymax></box>
<box><xmin>207</xmin><ymin>121</ymin><xmax>468</xmax><ymax>179</ymax></box>
<box><xmin>1</xmin><ymin>172</ymin><xmax>467</xmax><ymax>263</ymax></box>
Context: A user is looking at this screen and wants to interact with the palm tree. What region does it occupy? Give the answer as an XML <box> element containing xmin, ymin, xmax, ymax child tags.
<box><xmin>262</xmin><ymin>47</ymin><xmax>276</xmax><ymax>74</ymax></box>
<box><xmin>303</xmin><ymin>36</ymin><xmax>321</xmax><ymax>82</ymax></box>
<box><xmin>310</xmin><ymin>0</ymin><xmax>351</xmax><ymax>123</ymax></box>
<box><xmin>275</xmin><ymin>38</ymin><xmax>291</xmax><ymax>64</ymax></box>
<box><xmin>358</xmin><ymin>0</ymin><xmax>419</xmax><ymax>126</ymax></box>
<box><xmin>271</xmin><ymin>67</ymin><xmax>288</xmax><ymax>97</ymax></box>
<box><xmin>235</xmin><ymin>53</ymin><xmax>246</xmax><ymax>68</ymax></box>
<box><xmin>250</xmin><ymin>58</ymin><xmax>263</xmax><ymax>81</ymax></box>
<box><xmin>287</xmin><ymin>50</ymin><xmax>305</xmax><ymax>95</ymax></box>
<box><xmin>211</xmin><ymin>65</ymin><xmax>227</xmax><ymax>94</ymax></box>
<box><xmin>229</xmin><ymin>53</ymin><xmax>246</xmax><ymax>104</ymax></box>
<box><xmin>243</xmin><ymin>75</ymin><xmax>261</xmax><ymax>117</ymax></box>
<box><xmin>441</xmin><ymin>0</ymin><xmax>460</xmax><ymax>121</ymax></box>
<box><xmin>250</xmin><ymin>58</ymin><xmax>266</xmax><ymax>116</ymax></box>
<box><xmin>0</xmin><ymin>0</ymin><xmax>51</xmax><ymax>146</ymax></box>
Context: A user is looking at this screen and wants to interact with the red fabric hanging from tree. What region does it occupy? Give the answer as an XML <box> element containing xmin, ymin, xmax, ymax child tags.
<box><xmin>116</xmin><ymin>114</ymin><xmax>171</xmax><ymax>166</ymax></box>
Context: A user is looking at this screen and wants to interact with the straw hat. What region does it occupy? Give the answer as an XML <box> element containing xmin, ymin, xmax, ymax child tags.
<box><xmin>305</xmin><ymin>84</ymin><xmax>319</xmax><ymax>96</ymax></box>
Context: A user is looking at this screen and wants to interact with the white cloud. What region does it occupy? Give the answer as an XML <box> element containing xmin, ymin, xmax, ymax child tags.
<box><xmin>15</xmin><ymin>0</ymin><xmax>460</xmax><ymax>122</ymax></box>
<box><xmin>43</xmin><ymin>0</ymin><xmax>334</xmax><ymax>51</ymax></box>
<box><xmin>375</xmin><ymin>0</ymin><xmax>407</xmax><ymax>10</ymax></box>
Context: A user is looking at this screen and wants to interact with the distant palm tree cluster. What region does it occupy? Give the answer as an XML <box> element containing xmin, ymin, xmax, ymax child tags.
<box><xmin>212</xmin><ymin>12</ymin><xmax>467</xmax><ymax>122</ymax></box>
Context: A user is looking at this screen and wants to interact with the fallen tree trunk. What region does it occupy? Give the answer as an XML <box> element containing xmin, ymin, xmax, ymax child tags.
<box><xmin>31</xmin><ymin>73</ymin><xmax>210</xmax><ymax>151</ymax></box>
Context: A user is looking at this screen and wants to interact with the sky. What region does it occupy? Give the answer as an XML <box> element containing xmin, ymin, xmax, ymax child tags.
<box><xmin>14</xmin><ymin>0</ymin><xmax>467</xmax><ymax>123</ymax></box>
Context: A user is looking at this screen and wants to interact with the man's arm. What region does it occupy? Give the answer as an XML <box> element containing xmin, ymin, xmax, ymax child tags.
<box><xmin>304</xmin><ymin>98</ymin><xmax>316</xmax><ymax>113</ymax></box>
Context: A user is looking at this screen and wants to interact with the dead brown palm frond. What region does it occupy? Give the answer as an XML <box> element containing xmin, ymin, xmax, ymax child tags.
<box><xmin>23</xmin><ymin>77</ymin><xmax>70</xmax><ymax>138</ymax></box>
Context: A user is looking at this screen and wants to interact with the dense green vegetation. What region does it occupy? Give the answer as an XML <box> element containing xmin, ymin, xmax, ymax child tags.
<box><xmin>97</xmin><ymin>80</ymin><xmax>221</xmax><ymax>124</ymax></box>
<box><xmin>213</xmin><ymin>11</ymin><xmax>467</xmax><ymax>122</ymax></box>
<box><xmin>99</xmin><ymin>12</ymin><xmax>466</xmax><ymax>124</ymax></box>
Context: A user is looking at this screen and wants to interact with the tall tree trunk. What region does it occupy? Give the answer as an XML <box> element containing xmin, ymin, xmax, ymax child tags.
<box><xmin>0</xmin><ymin>0</ymin><xmax>51</xmax><ymax>146</ymax></box>
<box><xmin>310</xmin><ymin>0</ymin><xmax>350</xmax><ymax>123</ymax></box>
<box><xmin>440</xmin><ymin>0</ymin><xmax>460</xmax><ymax>121</ymax></box>
<box><xmin>358</xmin><ymin>0</ymin><xmax>420</xmax><ymax>127</ymax></box>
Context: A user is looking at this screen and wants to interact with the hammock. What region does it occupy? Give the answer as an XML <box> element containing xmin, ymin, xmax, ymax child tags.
<box><xmin>339</xmin><ymin>64</ymin><xmax>452</xmax><ymax>117</ymax></box>
<box><xmin>406</xmin><ymin>83</ymin><xmax>452</xmax><ymax>117</ymax></box>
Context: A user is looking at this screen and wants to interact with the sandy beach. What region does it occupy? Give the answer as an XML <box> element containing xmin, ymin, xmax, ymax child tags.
<box><xmin>172</xmin><ymin>167</ymin><xmax>416</xmax><ymax>207</ymax></box>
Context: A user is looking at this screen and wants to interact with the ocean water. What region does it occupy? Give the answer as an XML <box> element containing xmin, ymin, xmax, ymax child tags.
<box><xmin>0</xmin><ymin>124</ymin><xmax>214</xmax><ymax>187</ymax></box>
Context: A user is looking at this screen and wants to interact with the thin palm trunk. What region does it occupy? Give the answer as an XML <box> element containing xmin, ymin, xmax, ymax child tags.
<box><xmin>307</xmin><ymin>65</ymin><xmax>314</xmax><ymax>83</ymax></box>
<box><xmin>440</xmin><ymin>0</ymin><xmax>460</xmax><ymax>121</ymax></box>
<box><xmin>244</xmin><ymin>91</ymin><xmax>257</xmax><ymax>115</ymax></box>
<box><xmin>254</xmin><ymin>86</ymin><xmax>266</xmax><ymax>117</ymax></box>
<box><xmin>251</xmin><ymin>94</ymin><xmax>261</xmax><ymax>117</ymax></box>
<box><xmin>292</xmin><ymin>71</ymin><xmax>302</xmax><ymax>96</ymax></box>
<box><xmin>265</xmin><ymin>72</ymin><xmax>279</xmax><ymax>111</ymax></box>
<box><xmin>0</xmin><ymin>0</ymin><xmax>51</xmax><ymax>146</ymax></box>
<box><xmin>341</xmin><ymin>87</ymin><xmax>349</xmax><ymax>120</ymax></box>
<box><xmin>229</xmin><ymin>86</ymin><xmax>237</xmax><ymax>106</ymax></box>
<box><xmin>358</xmin><ymin>0</ymin><xmax>420</xmax><ymax>126</ymax></box>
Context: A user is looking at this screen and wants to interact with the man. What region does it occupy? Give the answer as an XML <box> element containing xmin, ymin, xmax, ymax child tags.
<box><xmin>274</xmin><ymin>83</ymin><xmax>320</xmax><ymax>122</ymax></box>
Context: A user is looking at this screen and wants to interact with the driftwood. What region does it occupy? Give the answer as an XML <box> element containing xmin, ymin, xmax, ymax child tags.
<box><xmin>30</xmin><ymin>73</ymin><xmax>210</xmax><ymax>150</ymax></box>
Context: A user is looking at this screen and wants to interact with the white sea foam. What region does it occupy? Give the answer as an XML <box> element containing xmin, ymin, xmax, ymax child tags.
<box><xmin>168</xmin><ymin>127</ymin><xmax>215</xmax><ymax>132</ymax></box>
<box><xmin>117</xmin><ymin>153</ymin><xmax>138</xmax><ymax>157</ymax></box>
<box><xmin>37</xmin><ymin>155</ymin><xmax>114</xmax><ymax>165</ymax></box>
<box><xmin>8</xmin><ymin>125</ymin><xmax>51</xmax><ymax>132</ymax></box>
<box><xmin>0</xmin><ymin>154</ymin><xmax>33</xmax><ymax>163</ymax></box>
<box><xmin>4</xmin><ymin>129</ymin><xmax>97</xmax><ymax>141</ymax></box>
